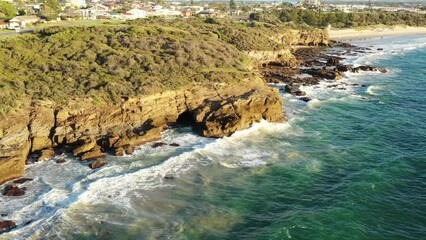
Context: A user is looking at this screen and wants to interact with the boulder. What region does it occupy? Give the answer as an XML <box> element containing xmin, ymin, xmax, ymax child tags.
<box><xmin>124</xmin><ymin>146</ymin><xmax>134</xmax><ymax>155</ymax></box>
<box><xmin>0</xmin><ymin>220</ymin><xmax>16</xmax><ymax>233</ymax></box>
<box><xmin>285</xmin><ymin>84</ymin><xmax>301</xmax><ymax>94</ymax></box>
<box><xmin>73</xmin><ymin>141</ymin><xmax>96</xmax><ymax>157</ymax></box>
<box><xmin>90</xmin><ymin>160</ymin><xmax>107</xmax><ymax>169</ymax></box>
<box><xmin>169</xmin><ymin>143</ymin><xmax>180</xmax><ymax>147</ymax></box>
<box><xmin>295</xmin><ymin>91</ymin><xmax>306</xmax><ymax>96</ymax></box>
<box><xmin>37</xmin><ymin>148</ymin><xmax>55</xmax><ymax>161</ymax></box>
<box><xmin>81</xmin><ymin>147</ymin><xmax>105</xmax><ymax>161</ymax></box>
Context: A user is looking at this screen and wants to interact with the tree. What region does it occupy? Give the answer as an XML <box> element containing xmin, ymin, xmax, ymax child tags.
<box><xmin>229</xmin><ymin>0</ymin><xmax>236</xmax><ymax>11</ymax></box>
<box><xmin>0</xmin><ymin>1</ymin><xmax>17</xmax><ymax>21</ymax></box>
<box><xmin>38</xmin><ymin>0</ymin><xmax>61</xmax><ymax>20</ymax></box>
<box><xmin>190</xmin><ymin>0</ymin><xmax>194</xmax><ymax>6</ymax></box>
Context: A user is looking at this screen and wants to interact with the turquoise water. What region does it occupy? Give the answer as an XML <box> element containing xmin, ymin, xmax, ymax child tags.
<box><xmin>1</xmin><ymin>35</ymin><xmax>426</xmax><ymax>239</ymax></box>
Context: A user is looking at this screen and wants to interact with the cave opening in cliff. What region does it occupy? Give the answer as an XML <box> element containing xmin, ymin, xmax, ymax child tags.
<box><xmin>175</xmin><ymin>111</ymin><xmax>196</xmax><ymax>127</ymax></box>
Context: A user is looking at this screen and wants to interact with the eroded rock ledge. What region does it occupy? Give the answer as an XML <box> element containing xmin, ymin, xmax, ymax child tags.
<box><xmin>0</xmin><ymin>79</ymin><xmax>285</xmax><ymax>184</ymax></box>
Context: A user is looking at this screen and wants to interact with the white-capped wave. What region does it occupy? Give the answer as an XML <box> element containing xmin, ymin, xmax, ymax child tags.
<box><xmin>366</xmin><ymin>85</ymin><xmax>384</xmax><ymax>95</ymax></box>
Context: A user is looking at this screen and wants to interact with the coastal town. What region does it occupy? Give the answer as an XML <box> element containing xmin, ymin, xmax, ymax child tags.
<box><xmin>1</xmin><ymin>0</ymin><xmax>426</xmax><ymax>31</ymax></box>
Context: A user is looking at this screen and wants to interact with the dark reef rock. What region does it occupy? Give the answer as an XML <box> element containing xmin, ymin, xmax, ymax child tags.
<box><xmin>3</xmin><ymin>185</ymin><xmax>26</xmax><ymax>196</ymax></box>
<box><xmin>336</xmin><ymin>65</ymin><xmax>352</xmax><ymax>72</ymax></box>
<box><xmin>12</xmin><ymin>178</ymin><xmax>33</xmax><ymax>184</ymax></box>
<box><xmin>152</xmin><ymin>142</ymin><xmax>167</xmax><ymax>148</ymax></box>
<box><xmin>0</xmin><ymin>220</ymin><xmax>16</xmax><ymax>233</ymax></box>
<box><xmin>327</xmin><ymin>57</ymin><xmax>340</xmax><ymax>66</ymax></box>
<box><xmin>299</xmin><ymin>97</ymin><xmax>312</xmax><ymax>102</ymax></box>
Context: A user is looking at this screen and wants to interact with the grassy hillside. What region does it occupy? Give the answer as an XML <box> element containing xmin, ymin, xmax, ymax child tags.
<box><xmin>0</xmin><ymin>18</ymin><xmax>321</xmax><ymax>116</ymax></box>
<box><xmin>0</xmin><ymin>23</ymin><xmax>255</xmax><ymax>115</ymax></box>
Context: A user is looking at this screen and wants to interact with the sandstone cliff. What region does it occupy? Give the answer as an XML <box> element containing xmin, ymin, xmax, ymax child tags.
<box><xmin>246</xmin><ymin>29</ymin><xmax>329</xmax><ymax>67</ymax></box>
<box><xmin>0</xmin><ymin>78</ymin><xmax>285</xmax><ymax>184</ymax></box>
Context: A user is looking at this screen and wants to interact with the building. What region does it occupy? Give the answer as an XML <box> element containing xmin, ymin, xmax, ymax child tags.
<box><xmin>64</xmin><ymin>0</ymin><xmax>87</xmax><ymax>8</ymax></box>
<box><xmin>8</xmin><ymin>16</ymin><xmax>40</xmax><ymax>29</ymax></box>
<box><xmin>125</xmin><ymin>8</ymin><xmax>148</xmax><ymax>19</ymax></box>
<box><xmin>80</xmin><ymin>4</ymin><xmax>109</xmax><ymax>19</ymax></box>
<box><xmin>0</xmin><ymin>21</ymin><xmax>8</xmax><ymax>29</ymax></box>
<box><xmin>299</xmin><ymin>0</ymin><xmax>320</xmax><ymax>7</ymax></box>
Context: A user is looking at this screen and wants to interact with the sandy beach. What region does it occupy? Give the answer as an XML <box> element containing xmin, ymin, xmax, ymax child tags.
<box><xmin>328</xmin><ymin>26</ymin><xmax>426</xmax><ymax>40</ymax></box>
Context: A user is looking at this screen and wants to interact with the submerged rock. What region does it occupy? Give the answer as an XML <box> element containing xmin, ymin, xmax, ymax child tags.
<box><xmin>0</xmin><ymin>220</ymin><xmax>16</xmax><ymax>233</ymax></box>
<box><xmin>164</xmin><ymin>174</ymin><xmax>174</xmax><ymax>180</ymax></box>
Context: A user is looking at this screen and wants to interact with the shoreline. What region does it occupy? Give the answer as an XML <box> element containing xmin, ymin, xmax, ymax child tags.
<box><xmin>328</xmin><ymin>26</ymin><xmax>426</xmax><ymax>40</ymax></box>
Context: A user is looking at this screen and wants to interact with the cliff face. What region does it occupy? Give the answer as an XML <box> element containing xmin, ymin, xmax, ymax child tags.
<box><xmin>0</xmin><ymin>79</ymin><xmax>285</xmax><ymax>184</ymax></box>
<box><xmin>247</xmin><ymin>29</ymin><xmax>329</xmax><ymax>67</ymax></box>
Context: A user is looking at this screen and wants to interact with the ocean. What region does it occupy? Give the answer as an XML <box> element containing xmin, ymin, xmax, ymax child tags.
<box><xmin>1</xmin><ymin>34</ymin><xmax>426</xmax><ymax>240</ymax></box>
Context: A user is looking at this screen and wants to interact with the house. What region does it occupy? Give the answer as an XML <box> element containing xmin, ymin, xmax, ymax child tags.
<box><xmin>126</xmin><ymin>8</ymin><xmax>148</xmax><ymax>19</ymax></box>
<box><xmin>0</xmin><ymin>21</ymin><xmax>8</xmax><ymax>29</ymax></box>
<box><xmin>181</xmin><ymin>10</ymin><xmax>192</xmax><ymax>17</ymax></box>
<box><xmin>64</xmin><ymin>0</ymin><xmax>87</xmax><ymax>8</ymax></box>
<box><xmin>8</xmin><ymin>16</ymin><xmax>40</xmax><ymax>29</ymax></box>
<box><xmin>80</xmin><ymin>4</ymin><xmax>109</xmax><ymax>19</ymax></box>
<box><xmin>151</xmin><ymin>9</ymin><xmax>182</xmax><ymax>17</ymax></box>
<box><xmin>299</xmin><ymin>0</ymin><xmax>320</xmax><ymax>7</ymax></box>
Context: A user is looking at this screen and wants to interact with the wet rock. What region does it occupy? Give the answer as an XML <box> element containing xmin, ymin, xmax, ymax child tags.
<box><xmin>37</xmin><ymin>148</ymin><xmax>55</xmax><ymax>161</ymax></box>
<box><xmin>73</xmin><ymin>141</ymin><xmax>96</xmax><ymax>157</ymax></box>
<box><xmin>336</xmin><ymin>42</ymin><xmax>353</xmax><ymax>48</ymax></box>
<box><xmin>2</xmin><ymin>185</ymin><xmax>26</xmax><ymax>196</ymax></box>
<box><xmin>336</xmin><ymin>65</ymin><xmax>352</xmax><ymax>72</ymax></box>
<box><xmin>80</xmin><ymin>146</ymin><xmax>104</xmax><ymax>161</ymax></box>
<box><xmin>89</xmin><ymin>160</ymin><xmax>107</xmax><ymax>169</ymax></box>
<box><xmin>153</xmin><ymin>142</ymin><xmax>167</xmax><ymax>148</ymax></box>
<box><xmin>12</xmin><ymin>178</ymin><xmax>33</xmax><ymax>184</ymax></box>
<box><xmin>169</xmin><ymin>143</ymin><xmax>180</xmax><ymax>147</ymax></box>
<box><xmin>125</xmin><ymin>146</ymin><xmax>134</xmax><ymax>155</ymax></box>
<box><xmin>352</xmin><ymin>65</ymin><xmax>387</xmax><ymax>73</ymax></box>
<box><xmin>327</xmin><ymin>57</ymin><xmax>340</xmax><ymax>66</ymax></box>
<box><xmin>56</xmin><ymin>158</ymin><xmax>66</xmax><ymax>164</ymax></box>
<box><xmin>299</xmin><ymin>97</ymin><xmax>312</xmax><ymax>102</ymax></box>
<box><xmin>295</xmin><ymin>91</ymin><xmax>306</xmax><ymax>96</ymax></box>
<box><xmin>285</xmin><ymin>84</ymin><xmax>301</xmax><ymax>94</ymax></box>
<box><xmin>361</xmin><ymin>84</ymin><xmax>367</xmax><ymax>87</ymax></box>
<box><xmin>304</xmin><ymin>69</ymin><xmax>344</xmax><ymax>80</ymax></box>
<box><xmin>0</xmin><ymin>220</ymin><xmax>16</xmax><ymax>233</ymax></box>
<box><xmin>377</xmin><ymin>48</ymin><xmax>383</xmax><ymax>51</ymax></box>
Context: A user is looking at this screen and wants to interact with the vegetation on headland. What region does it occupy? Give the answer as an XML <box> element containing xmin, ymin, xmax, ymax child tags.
<box><xmin>0</xmin><ymin>18</ymin><xmax>305</xmax><ymax>115</ymax></box>
<box><xmin>261</xmin><ymin>8</ymin><xmax>426</xmax><ymax>28</ymax></box>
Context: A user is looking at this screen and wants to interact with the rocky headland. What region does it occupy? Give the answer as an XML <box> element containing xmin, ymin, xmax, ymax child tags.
<box><xmin>0</xmin><ymin>19</ymin><xmax>331</xmax><ymax>185</ymax></box>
